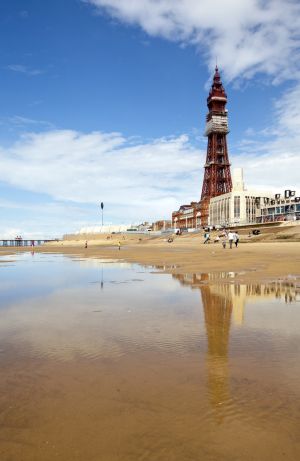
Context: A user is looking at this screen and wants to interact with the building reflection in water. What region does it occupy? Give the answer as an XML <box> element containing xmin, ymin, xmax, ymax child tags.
<box><xmin>172</xmin><ymin>273</ymin><xmax>299</xmax><ymax>422</ymax></box>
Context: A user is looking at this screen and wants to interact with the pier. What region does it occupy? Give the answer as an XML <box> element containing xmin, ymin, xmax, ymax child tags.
<box><xmin>0</xmin><ymin>239</ymin><xmax>59</xmax><ymax>247</ymax></box>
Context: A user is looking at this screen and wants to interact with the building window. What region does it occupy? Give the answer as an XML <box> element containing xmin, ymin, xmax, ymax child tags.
<box><xmin>234</xmin><ymin>196</ymin><xmax>240</xmax><ymax>219</ymax></box>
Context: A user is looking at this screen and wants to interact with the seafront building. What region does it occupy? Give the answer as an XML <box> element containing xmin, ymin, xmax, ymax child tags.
<box><xmin>256</xmin><ymin>190</ymin><xmax>300</xmax><ymax>223</ymax></box>
<box><xmin>208</xmin><ymin>168</ymin><xmax>273</xmax><ymax>227</ymax></box>
<box><xmin>75</xmin><ymin>221</ymin><xmax>172</xmax><ymax>235</ymax></box>
<box><xmin>172</xmin><ymin>202</ymin><xmax>201</xmax><ymax>230</ymax></box>
<box><xmin>78</xmin><ymin>224</ymin><xmax>131</xmax><ymax>234</ymax></box>
<box><xmin>209</xmin><ymin>168</ymin><xmax>300</xmax><ymax>226</ymax></box>
<box><xmin>152</xmin><ymin>220</ymin><xmax>172</xmax><ymax>231</ymax></box>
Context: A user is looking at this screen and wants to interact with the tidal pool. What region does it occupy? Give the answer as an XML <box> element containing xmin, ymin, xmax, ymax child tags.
<box><xmin>0</xmin><ymin>252</ymin><xmax>299</xmax><ymax>461</ymax></box>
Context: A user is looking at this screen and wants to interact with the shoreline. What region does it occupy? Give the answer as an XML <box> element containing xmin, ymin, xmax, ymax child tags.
<box><xmin>1</xmin><ymin>240</ymin><xmax>300</xmax><ymax>284</ymax></box>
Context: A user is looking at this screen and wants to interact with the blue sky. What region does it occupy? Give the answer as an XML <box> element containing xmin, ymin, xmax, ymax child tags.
<box><xmin>0</xmin><ymin>0</ymin><xmax>299</xmax><ymax>237</ymax></box>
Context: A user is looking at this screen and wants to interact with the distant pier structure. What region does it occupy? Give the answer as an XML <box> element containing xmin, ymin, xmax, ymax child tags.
<box><xmin>0</xmin><ymin>238</ymin><xmax>58</xmax><ymax>247</ymax></box>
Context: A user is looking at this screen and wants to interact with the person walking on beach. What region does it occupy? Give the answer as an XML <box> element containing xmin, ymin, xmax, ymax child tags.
<box><xmin>84</xmin><ymin>240</ymin><xmax>88</xmax><ymax>249</ymax></box>
<box><xmin>118</xmin><ymin>241</ymin><xmax>121</xmax><ymax>251</ymax></box>
<box><xmin>232</xmin><ymin>232</ymin><xmax>237</xmax><ymax>247</ymax></box>
<box><xmin>204</xmin><ymin>231</ymin><xmax>210</xmax><ymax>244</ymax></box>
<box><xmin>228</xmin><ymin>230</ymin><xmax>234</xmax><ymax>249</ymax></box>
<box><xmin>234</xmin><ymin>231</ymin><xmax>240</xmax><ymax>248</ymax></box>
<box><xmin>222</xmin><ymin>235</ymin><xmax>227</xmax><ymax>249</ymax></box>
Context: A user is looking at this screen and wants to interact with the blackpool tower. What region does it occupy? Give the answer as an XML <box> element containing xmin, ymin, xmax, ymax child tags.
<box><xmin>200</xmin><ymin>66</ymin><xmax>232</xmax><ymax>225</ymax></box>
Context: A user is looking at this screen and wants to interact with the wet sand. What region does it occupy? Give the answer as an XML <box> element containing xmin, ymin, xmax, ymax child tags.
<box><xmin>1</xmin><ymin>238</ymin><xmax>300</xmax><ymax>281</ymax></box>
<box><xmin>0</xmin><ymin>252</ymin><xmax>299</xmax><ymax>460</ymax></box>
<box><xmin>2</xmin><ymin>350</ymin><xmax>299</xmax><ymax>461</ymax></box>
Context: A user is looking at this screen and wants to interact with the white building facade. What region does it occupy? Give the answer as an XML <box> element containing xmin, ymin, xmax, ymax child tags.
<box><xmin>256</xmin><ymin>190</ymin><xmax>300</xmax><ymax>223</ymax></box>
<box><xmin>209</xmin><ymin>168</ymin><xmax>273</xmax><ymax>227</ymax></box>
<box><xmin>78</xmin><ymin>224</ymin><xmax>132</xmax><ymax>234</ymax></box>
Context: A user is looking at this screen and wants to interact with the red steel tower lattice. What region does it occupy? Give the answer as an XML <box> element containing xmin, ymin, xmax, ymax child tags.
<box><xmin>200</xmin><ymin>66</ymin><xmax>232</xmax><ymax>225</ymax></box>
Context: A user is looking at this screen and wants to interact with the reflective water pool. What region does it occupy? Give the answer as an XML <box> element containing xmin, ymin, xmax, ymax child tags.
<box><xmin>0</xmin><ymin>253</ymin><xmax>299</xmax><ymax>460</ymax></box>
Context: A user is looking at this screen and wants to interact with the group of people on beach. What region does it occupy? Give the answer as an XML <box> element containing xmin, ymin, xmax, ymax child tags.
<box><xmin>84</xmin><ymin>230</ymin><xmax>240</xmax><ymax>250</ymax></box>
<box><xmin>204</xmin><ymin>229</ymin><xmax>239</xmax><ymax>249</ymax></box>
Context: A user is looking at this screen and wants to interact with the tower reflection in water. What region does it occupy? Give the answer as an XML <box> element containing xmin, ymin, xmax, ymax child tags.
<box><xmin>201</xmin><ymin>279</ymin><xmax>232</xmax><ymax>421</ymax></box>
<box><xmin>172</xmin><ymin>273</ymin><xmax>299</xmax><ymax>421</ymax></box>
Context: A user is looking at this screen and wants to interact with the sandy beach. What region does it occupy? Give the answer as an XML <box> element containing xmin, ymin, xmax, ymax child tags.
<box><xmin>1</xmin><ymin>228</ymin><xmax>300</xmax><ymax>282</ymax></box>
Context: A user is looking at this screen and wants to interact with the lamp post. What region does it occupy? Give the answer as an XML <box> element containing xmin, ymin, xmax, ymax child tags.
<box><xmin>100</xmin><ymin>202</ymin><xmax>104</xmax><ymax>229</ymax></box>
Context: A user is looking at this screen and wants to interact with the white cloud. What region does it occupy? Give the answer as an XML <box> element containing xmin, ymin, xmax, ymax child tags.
<box><xmin>273</xmin><ymin>83</ymin><xmax>300</xmax><ymax>138</ymax></box>
<box><xmin>5</xmin><ymin>115</ymin><xmax>54</xmax><ymax>129</ymax></box>
<box><xmin>234</xmin><ymin>81</ymin><xmax>300</xmax><ymax>191</ymax></box>
<box><xmin>234</xmin><ymin>149</ymin><xmax>300</xmax><ymax>192</ymax></box>
<box><xmin>85</xmin><ymin>0</ymin><xmax>300</xmax><ymax>83</ymax></box>
<box><xmin>0</xmin><ymin>198</ymin><xmax>90</xmax><ymax>239</ymax></box>
<box><xmin>0</xmin><ymin>130</ymin><xmax>204</xmax><ymax>223</ymax></box>
<box><xmin>19</xmin><ymin>10</ymin><xmax>29</xmax><ymax>19</ymax></box>
<box><xmin>0</xmin><ymin>228</ymin><xmax>23</xmax><ymax>240</ymax></box>
<box><xmin>5</xmin><ymin>64</ymin><xmax>44</xmax><ymax>76</ymax></box>
<box><xmin>0</xmin><ymin>126</ymin><xmax>299</xmax><ymax>232</ymax></box>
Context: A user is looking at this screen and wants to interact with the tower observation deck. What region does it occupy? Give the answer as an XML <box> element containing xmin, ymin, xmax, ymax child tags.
<box><xmin>200</xmin><ymin>66</ymin><xmax>232</xmax><ymax>225</ymax></box>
